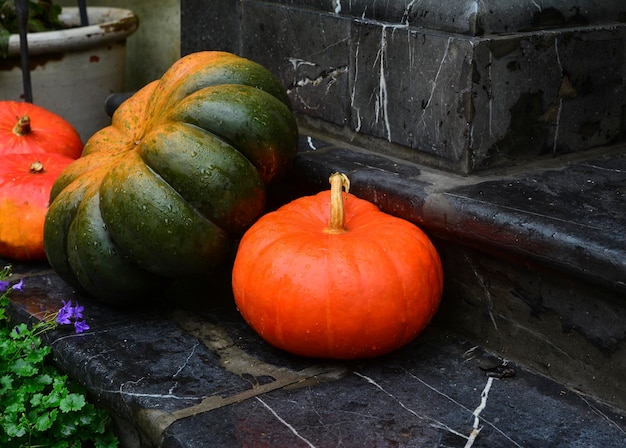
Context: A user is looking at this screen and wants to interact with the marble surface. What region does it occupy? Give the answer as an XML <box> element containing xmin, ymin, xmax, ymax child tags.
<box><xmin>5</xmin><ymin>264</ymin><xmax>626</xmax><ymax>448</ymax></box>
<box><xmin>243</xmin><ymin>0</ymin><xmax>626</xmax><ymax>35</ymax></box>
<box><xmin>275</xmin><ymin>135</ymin><xmax>626</xmax><ymax>411</ymax></box>
<box><xmin>182</xmin><ymin>0</ymin><xmax>626</xmax><ymax>173</ymax></box>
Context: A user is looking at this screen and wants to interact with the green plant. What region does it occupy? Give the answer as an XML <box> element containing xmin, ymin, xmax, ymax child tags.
<box><xmin>0</xmin><ymin>0</ymin><xmax>65</xmax><ymax>57</ymax></box>
<box><xmin>0</xmin><ymin>265</ymin><xmax>119</xmax><ymax>447</ymax></box>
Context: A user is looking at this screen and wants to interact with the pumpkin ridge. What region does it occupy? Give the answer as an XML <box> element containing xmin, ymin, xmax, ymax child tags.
<box><xmin>98</xmin><ymin>151</ymin><xmax>229</xmax><ymax>277</ymax></box>
<box><xmin>66</xmin><ymin>187</ymin><xmax>163</xmax><ymax>303</ymax></box>
<box><xmin>137</xmin><ymin>121</ymin><xmax>265</xmax><ymax>234</ymax></box>
<box><xmin>163</xmin><ymin>84</ymin><xmax>297</xmax><ymax>185</ymax></box>
<box><xmin>45</xmin><ymin>51</ymin><xmax>298</xmax><ymax>303</ymax></box>
<box><xmin>366</xmin><ymin>227</ymin><xmax>423</xmax><ymax>346</ymax></box>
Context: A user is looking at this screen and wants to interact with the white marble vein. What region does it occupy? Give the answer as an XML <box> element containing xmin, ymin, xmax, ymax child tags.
<box><xmin>354</xmin><ymin>371</ymin><xmax>469</xmax><ymax>440</ymax></box>
<box><xmin>464</xmin><ymin>376</ymin><xmax>493</xmax><ymax>447</ymax></box>
<box><xmin>351</xmin><ymin>44</ymin><xmax>362</xmax><ymax>132</ymax></box>
<box><xmin>287</xmin><ymin>57</ymin><xmax>348</xmax><ymax>110</ymax></box>
<box><xmin>108</xmin><ymin>377</ymin><xmax>202</xmax><ymax>401</ymax></box>
<box><xmin>256</xmin><ymin>396</ymin><xmax>318</xmax><ymax>448</ymax></box>
<box><xmin>488</xmin><ymin>51</ymin><xmax>494</xmax><ymax>138</ymax></box>
<box><xmin>173</xmin><ymin>341</ymin><xmax>198</xmax><ymax>378</ymax></box>
<box><xmin>333</xmin><ymin>0</ymin><xmax>341</xmax><ymax>14</ymax></box>
<box><xmin>553</xmin><ymin>37</ymin><xmax>563</xmax><ymax>155</ymax></box>
<box><xmin>465</xmin><ymin>253</ymin><xmax>498</xmax><ymax>331</ymax></box>
<box><xmin>417</xmin><ymin>37</ymin><xmax>452</xmax><ymax>133</ymax></box>
<box><xmin>306</xmin><ymin>136</ymin><xmax>318</xmax><ymax>150</ymax></box>
<box><xmin>401</xmin><ymin>0</ymin><xmax>420</xmax><ymax>26</ymax></box>
<box><xmin>403</xmin><ymin>368</ymin><xmax>524</xmax><ymax>447</ymax></box>
<box><xmin>375</xmin><ymin>26</ymin><xmax>392</xmax><ymax>142</ymax></box>
<box><xmin>578</xmin><ymin>394</ymin><xmax>626</xmax><ymax>436</ymax></box>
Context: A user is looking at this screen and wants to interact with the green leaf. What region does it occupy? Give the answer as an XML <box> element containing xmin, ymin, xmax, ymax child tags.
<box><xmin>30</xmin><ymin>392</ymin><xmax>44</xmax><ymax>407</ymax></box>
<box><xmin>10</xmin><ymin>323</ymin><xmax>29</xmax><ymax>339</ymax></box>
<box><xmin>0</xmin><ymin>374</ymin><xmax>12</xmax><ymax>394</ymax></box>
<box><xmin>42</xmin><ymin>389</ymin><xmax>61</xmax><ymax>408</ymax></box>
<box><xmin>2</xmin><ymin>413</ymin><xmax>27</xmax><ymax>438</ymax></box>
<box><xmin>58</xmin><ymin>419</ymin><xmax>77</xmax><ymax>436</ymax></box>
<box><xmin>34</xmin><ymin>408</ymin><xmax>57</xmax><ymax>431</ymax></box>
<box><xmin>59</xmin><ymin>393</ymin><xmax>86</xmax><ymax>412</ymax></box>
<box><xmin>10</xmin><ymin>358</ymin><xmax>37</xmax><ymax>377</ymax></box>
<box><xmin>0</xmin><ymin>263</ymin><xmax>120</xmax><ymax>446</ymax></box>
<box><xmin>5</xmin><ymin>400</ymin><xmax>26</xmax><ymax>415</ymax></box>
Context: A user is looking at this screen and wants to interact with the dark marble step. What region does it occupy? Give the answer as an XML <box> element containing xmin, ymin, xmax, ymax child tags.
<box><xmin>182</xmin><ymin>0</ymin><xmax>626</xmax><ymax>173</ymax></box>
<box><xmin>270</xmin><ymin>131</ymin><xmax>626</xmax><ymax>411</ymax></box>
<box><xmin>5</xmin><ymin>264</ymin><xmax>626</xmax><ymax>448</ymax></box>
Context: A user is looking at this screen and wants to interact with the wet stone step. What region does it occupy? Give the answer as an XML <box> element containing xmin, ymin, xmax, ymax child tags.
<box><xmin>5</xmin><ymin>263</ymin><xmax>626</xmax><ymax>447</ymax></box>
<box><xmin>275</xmin><ymin>134</ymin><xmax>626</xmax><ymax>411</ymax></box>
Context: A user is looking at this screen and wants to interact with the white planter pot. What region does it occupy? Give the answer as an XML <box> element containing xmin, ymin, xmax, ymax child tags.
<box><xmin>0</xmin><ymin>7</ymin><xmax>138</xmax><ymax>141</ymax></box>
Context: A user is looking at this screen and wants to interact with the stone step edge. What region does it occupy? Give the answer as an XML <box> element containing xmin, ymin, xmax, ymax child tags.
<box><xmin>284</xmin><ymin>133</ymin><xmax>626</xmax><ymax>296</ymax></box>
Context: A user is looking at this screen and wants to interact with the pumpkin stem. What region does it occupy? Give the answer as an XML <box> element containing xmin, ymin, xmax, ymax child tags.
<box><xmin>30</xmin><ymin>161</ymin><xmax>44</xmax><ymax>174</ymax></box>
<box><xmin>13</xmin><ymin>115</ymin><xmax>32</xmax><ymax>136</ymax></box>
<box><xmin>325</xmin><ymin>172</ymin><xmax>350</xmax><ymax>234</ymax></box>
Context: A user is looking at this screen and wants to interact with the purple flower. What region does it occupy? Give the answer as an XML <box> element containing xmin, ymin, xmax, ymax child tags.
<box><xmin>74</xmin><ymin>320</ymin><xmax>90</xmax><ymax>334</ymax></box>
<box><xmin>56</xmin><ymin>300</ymin><xmax>90</xmax><ymax>334</ymax></box>
<box><xmin>0</xmin><ymin>280</ymin><xmax>9</xmax><ymax>292</ymax></box>
<box><xmin>56</xmin><ymin>300</ymin><xmax>74</xmax><ymax>325</ymax></box>
<box><xmin>12</xmin><ymin>279</ymin><xmax>24</xmax><ymax>291</ymax></box>
<box><xmin>72</xmin><ymin>303</ymin><xmax>84</xmax><ymax>320</ymax></box>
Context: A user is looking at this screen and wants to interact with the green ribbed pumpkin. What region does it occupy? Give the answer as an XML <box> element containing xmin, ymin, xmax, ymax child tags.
<box><xmin>43</xmin><ymin>51</ymin><xmax>298</xmax><ymax>304</ymax></box>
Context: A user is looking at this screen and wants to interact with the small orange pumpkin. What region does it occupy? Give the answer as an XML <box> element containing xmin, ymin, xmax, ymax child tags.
<box><xmin>0</xmin><ymin>153</ymin><xmax>76</xmax><ymax>260</ymax></box>
<box><xmin>0</xmin><ymin>101</ymin><xmax>83</xmax><ymax>158</ymax></box>
<box><xmin>232</xmin><ymin>173</ymin><xmax>444</xmax><ymax>359</ymax></box>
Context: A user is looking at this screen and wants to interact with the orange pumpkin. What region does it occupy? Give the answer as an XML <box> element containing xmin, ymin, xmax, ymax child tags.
<box><xmin>0</xmin><ymin>101</ymin><xmax>83</xmax><ymax>158</ymax></box>
<box><xmin>0</xmin><ymin>154</ymin><xmax>76</xmax><ymax>260</ymax></box>
<box><xmin>232</xmin><ymin>173</ymin><xmax>444</xmax><ymax>359</ymax></box>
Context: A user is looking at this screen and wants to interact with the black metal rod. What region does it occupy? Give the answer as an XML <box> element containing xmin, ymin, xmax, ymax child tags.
<box><xmin>15</xmin><ymin>0</ymin><xmax>33</xmax><ymax>103</ymax></box>
<box><xmin>77</xmin><ymin>0</ymin><xmax>89</xmax><ymax>26</ymax></box>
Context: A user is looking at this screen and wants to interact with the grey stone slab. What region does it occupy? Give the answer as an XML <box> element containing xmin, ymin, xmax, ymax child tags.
<box><xmin>181</xmin><ymin>1</ymin><xmax>626</xmax><ymax>173</ymax></box>
<box><xmin>396</xmin><ymin>0</ymin><xmax>626</xmax><ymax>36</ymax></box>
<box><xmin>255</xmin><ymin>0</ymin><xmax>626</xmax><ymax>35</ymax></box>
<box><xmin>289</xmin><ymin>135</ymin><xmax>626</xmax><ymax>294</ymax></box>
<box><xmin>160</xmin><ymin>331</ymin><xmax>626</xmax><ymax>447</ymax></box>
<box><xmin>473</xmin><ymin>26</ymin><xmax>626</xmax><ymax>171</ymax></box>
<box><xmin>348</xmin><ymin>22</ymin><xmax>626</xmax><ymax>172</ymax></box>
<box><xmin>436</xmin><ymin>240</ymin><xmax>626</xmax><ymax>412</ymax></box>
<box><xmin>429</xmin><ymin>150</ymin><xmax>626</xmax><ymax>292</ymax></box>
<box><xmin>349</xmin><ymin>21</ymin><xmax>475</xmax><ymax>167</ymax></box>
<box><xmin>240</xmin><ymin>2</ymin><xmax>352</xmax><ymax>127</ymax></box>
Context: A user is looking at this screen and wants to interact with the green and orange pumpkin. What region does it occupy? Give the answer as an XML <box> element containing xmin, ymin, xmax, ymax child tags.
<box><xmin>44</xmin><ymin>51</ymin><xmax>298</xmax><ymax>303</ymax></box>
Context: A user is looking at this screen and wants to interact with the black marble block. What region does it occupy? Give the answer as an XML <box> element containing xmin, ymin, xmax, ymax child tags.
<box><xmin>182</xmin><ymin>0</ymin><xmax>626</xmax><ymax>173</ymax></box>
